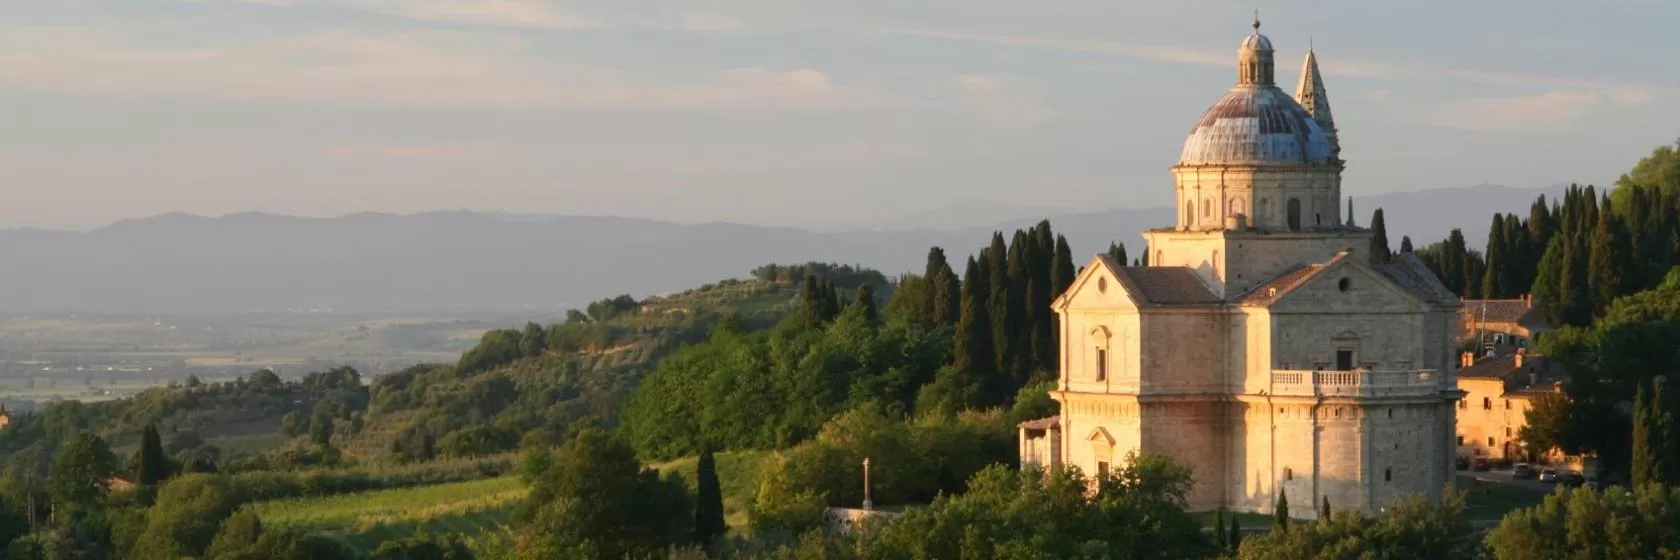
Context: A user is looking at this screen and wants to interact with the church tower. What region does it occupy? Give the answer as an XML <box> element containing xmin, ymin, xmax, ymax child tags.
<box><xmin>1147</xmin><ymin>17</ymin><xmax>1367</xmax><ymax>298</ymax></box>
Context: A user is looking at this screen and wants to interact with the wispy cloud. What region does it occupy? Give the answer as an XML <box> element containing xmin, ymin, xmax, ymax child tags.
<box><xmin>363</xmin><ymin>0</ymin><xmax>603</xmax><ymax>29</ymax></box>
<box><xmin>1366</xmin><ymin>88</ymin><xmax>1655</xmax><ymax>133</ymax></box>
<box><xmin>0</xmin><ymin>26</ymin><xmax>890</xmax><ymax>110</ymax></box>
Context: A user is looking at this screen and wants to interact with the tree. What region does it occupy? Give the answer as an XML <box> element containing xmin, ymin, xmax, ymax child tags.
<box><xmin>130</xmin><ymin>474</ymin><xmax>239</xmax><ymax>560</ymax></box>
<box><xmin>952</xmin><ymin>257</ymin><xmax>995</xmax><ymax>395</ymax></box>
<box><xmin>1229</xmin><ymin>514</ymin><xmax>1242</xmax><ymax>552</ymax></box>
<box><xmin>279</xmin><ymin>412</ymin><xmax>305</xmax><ymax>438</ymax></box>
<box><xmin>1240</xmin><ymin>490</ymin><xmax>1479</xmax><ymax>560</ymax></box>
<box><xmin>1400</xmin><ymin>236</ymin><xmax>1414</xmax><ymax>253</ymax></box>
<box><xmin>48</xmin><ymin>431</ymin><xmax>117</xmax><ymax>512</ymax></box>
<box><xmin>138</xmin><ymin>423</ymin><xmax>170</xmax><ymax>487</ymax></box>
<box><xmin>693</xmin><ymin>448</ymin><xmax>726</xmax><ymax>546</ymax></box>
<box><xmin>309</xmin><ymin>409</ymin><xmax>335</xmax><ymax>447</ymax></box>
<box><xmin>1370</xmin><ymin>208</ymin><xmax>1392</xmax><ymax>264</ymax></box>
<box><xmin>1213</xmin><ymin>509</ymin><xmax>1227</xmax><ymax>552</ymax></box>
<box><xmin>851</xmin><ymin>284</ymin><xmax>878</xmax><ymax>324</ymax></box>
<box><xmin>1633</xmin><ymin>382</ymin><xmax>1672</xmax><ymax>487</ymax></box>
<box><xmin>1107</xmin><ymin>242</ymin><xmax>1128</xmax><ymax>266</ymax></box>
<box><xmin>923</xmin><ymin>247</ymin><xmax>961</xmax><ymax>329</ymax></box>
<box><xmin>1274</xmin><ymin>489</ymin><xmax>1289</xmax><ymax>532</ymax></box>
<box><xmin>514</xmin><ymin>427</ymin><xmax>691</xmax><ymax>558</ymax></box>
<box><xmin>1487</xmin><ymin>484</ymin><xmax>1680</xmax><ymax>559</ymax></box>
<box><xmin>1320</xmin><ymin>495</ymin><xmax>1331</xmax><ymax>522</ymax></box>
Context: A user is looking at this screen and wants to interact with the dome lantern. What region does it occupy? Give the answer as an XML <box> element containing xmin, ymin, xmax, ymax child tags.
<box><xmin>1238</xmin><ymin>13</ymin><xmax>1275</xmax><ymax>86</ymax></box>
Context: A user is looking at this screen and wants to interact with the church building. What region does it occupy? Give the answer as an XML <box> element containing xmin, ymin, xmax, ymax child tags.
<box><xmin>1019</xmin><ymin>19</ymin><xmax>1463</xmax><ymax>517</ymax></box>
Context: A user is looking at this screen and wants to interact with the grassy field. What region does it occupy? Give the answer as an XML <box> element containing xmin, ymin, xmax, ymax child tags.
<box><xmin>242</xmin><ymin>450</ymin><xmax>772</xmax><ymax>555</ymax></box>
<box><xmin>248</xmin><ymin>476</ymin><xmax>524</xmax><ymax>555</ymax></box>
<box><xmin>1456</xmin><ymin>474</ymin><xmax>1548</xmax><ymax>524</ymax></box>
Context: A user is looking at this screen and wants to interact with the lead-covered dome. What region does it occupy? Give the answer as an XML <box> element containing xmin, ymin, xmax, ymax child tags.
<box><xmin>1179</xmin><ymin>87</ymin><xmax>1333</xmax><ymax>165</ymax></box>
<box><xmin>1178</xmin><ymin>18</ymin><xmax>1334</xmax><ymax>166</ymax></box>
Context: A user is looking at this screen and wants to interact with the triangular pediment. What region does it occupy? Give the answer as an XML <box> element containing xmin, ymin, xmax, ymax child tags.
<box><xmin>1262</xmin><ymin>254</ymin><xmax>1430</xmax><ymax>312</ymax></box>
<box><xmin>1086</xmin><ymin>427</ymin><xmax>1116</xmax><ymax>446</ymax></box>
<box><xmin>1051</xmin><ymin>254</ymin><xmax>1143</xmax><ymax>312</ymax></box>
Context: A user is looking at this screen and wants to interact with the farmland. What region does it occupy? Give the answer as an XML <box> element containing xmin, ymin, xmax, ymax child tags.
<box><xmin>248</xmin><ymin>476</ymin><xmax>524</xmax><ymax>556</ymax></box>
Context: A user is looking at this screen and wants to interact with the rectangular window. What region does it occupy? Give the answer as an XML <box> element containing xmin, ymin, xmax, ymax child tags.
<box><xmin>1504</xmin><ymin>400</ymin><xmax>1511</xmax><ymax>410</ymax></box>
<box><xmin>1385</xmin><ymin>468</ymin><xmax>1392</xmax><ymax>482</ymax></box>
<box><xmin>1336</xmin><ymin>350</ymin><xmax>1354</xmax><ymax>371</ymax></box>
<box><xmin>1456</xmin><ymin>436</ymin><xmax>1464</xmax><ymax>446</ymax></box>
<box><xmin>1483</xmin><ymin>398</ymin><xmax>1492</xmax><ymax>410</ymax></box>
<box><xmin>1095</xmin><ymin>348</ymin><xmax>1107</xmax><ymax>381</ymax></box>
<box><xmin>1096</xmin><ymin>461</ymin><xmax>1110</xmax><ymax>477</ymax></box>
<box><xmin>1487</xmin><ymin>437</ymin><xmax>1495</xmax><ymax>447</ymax></box>
<box><xmin>1505</xmin><ymin>427</ymin><xmax>1512</xmax><ymax>437</ymax></box>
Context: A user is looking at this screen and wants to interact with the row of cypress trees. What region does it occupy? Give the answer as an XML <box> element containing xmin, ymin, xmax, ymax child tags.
<box><xmin>1395</xmin><ymin>182</ymin><xmax>1680</xmax><ymax>327</ymax></box>
<box><xmin>892</xmin><ymin>221</ymin><xmax>1078</xmax><ymax>407</ymax></box>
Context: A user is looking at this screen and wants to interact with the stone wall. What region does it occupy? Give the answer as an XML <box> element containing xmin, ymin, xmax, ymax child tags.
<box><xmin>1144</xmin><ymin>229</ymin><xmax>1372</xmax><ymax>298</ymax></box>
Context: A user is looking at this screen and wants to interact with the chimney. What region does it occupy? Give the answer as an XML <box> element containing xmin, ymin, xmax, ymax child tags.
<box><xmin>1460</xmin><ymin>351</ymin><xmax>1475</xmax><ymax>368</ymax></box>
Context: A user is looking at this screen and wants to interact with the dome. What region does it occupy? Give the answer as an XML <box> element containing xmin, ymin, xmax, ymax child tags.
<box><xmin>1239</xmin><ymin>32</ymin><xmax>1272</xmax><ymax>52</ymax></box>
<box><xmin>1179</xmin><ymin>86</ymin><xmax>1333</xmax><ymax>165</ymax></box>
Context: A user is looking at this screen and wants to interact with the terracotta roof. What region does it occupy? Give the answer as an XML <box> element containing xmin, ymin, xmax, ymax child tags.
<box><xmin>1375</xmin><ymin>253</ymin><xmax>1460</xmax><ymax>305</ymax></box>
<box><xmin>1461</xmin><ymin>299</ymin><xmax>1530</xmax><ymax>324</ymax></box>
<box><xmin>1458</xmin><ymin>354</ymin><xmax>1568</xmax><ymax>388</ymax></box>
<box><xmin>1018</xmin><ymin>415</ymin><xmax>1061</xmax><ymax>430</ymax></box>
<box><xmin>1114</xmin><ymin>267</ymin><xmax>1222</xmax><ymax>305</ymax></box>
<box><xmin>1241</xmin><ymin>263</ymin><xmax>1326</xmax><ymax>305</ymax></box>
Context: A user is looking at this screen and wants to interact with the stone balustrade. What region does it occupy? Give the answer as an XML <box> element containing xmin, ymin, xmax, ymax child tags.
<box><xmin>1269</xmin><ymin>369</ymin><xmax>1438</xmax><ymax>397</ymax></box>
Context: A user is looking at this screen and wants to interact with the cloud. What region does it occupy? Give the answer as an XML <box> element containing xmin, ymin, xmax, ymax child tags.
<box><xmin>0</xmin><ymin>26</ymin><xmax>889</xmax><ymax>110</ymax></box>
<box><xmin>320</xmin><ymin>145</ymin><xmax>486</xmax><ymax>159</ymax></box>
<box><xmin>879</xmin><ymin>27</ymin><xmax>1228</xmax><ymax>67</ymax></box>
<box><xmin>1367</xmin><ymin>88</ymin><xmax>1653</xmax><ymax>133</ymax></box>
<box><xmin>364</xmin><ymin>0</ymin><xmax>603</xmax><ymax>29</ymax></box>
<box><xmin>679</xmin><ymin>12</ymin><xmax>745</xmax><ymax>33</ymax></box>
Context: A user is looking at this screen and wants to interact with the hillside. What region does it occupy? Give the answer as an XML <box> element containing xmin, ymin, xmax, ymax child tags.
<box><xmin>0</xmin><ymin>184</ymin><xmax>1566</xmax><ymax>314</ymax></box>
<box><xmin>343</xmin><ymin>268</ymin><xmax>877</xmax><ymax>461</ymax></box>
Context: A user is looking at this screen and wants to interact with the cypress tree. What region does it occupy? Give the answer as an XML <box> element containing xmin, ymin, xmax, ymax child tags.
<box><xmin>853</xmin><ymin>284</ymin><xmax>878</xmax><ymax>323</ymax></box>
<box><xmin>1229</xmin><ymin>514</ymin><xmax>1242</xmax><ymax>551</ymax></box>
<box><xmin>1557</xmin><ymin>228</ymin><xmax>1591</xmax><ymax>326</ymax></box>
<box><xmin>694</xmin><ymin>447</ymin><xmax>726</xmax><ymax>545</ymax></box>
<box><xmin>1400</xmin><ymin>236</ymin><xmax>1414</xmax><ymax>253</ymax></box>
<box><xmin>1320</xmin><ymin>495</ymin><xmax>1332</xmax><ymax>522</ymax></box>
<box><xmin>1369</xmin><ymin>208</ymin><xmax>1392</xmax><ymax>264</ymax></box>
<box><xmin>1107</xmin><ymin>242</ymin><xmax>1128</xmax><ymax>266</ymax></box>
<box><xmin>953</xmin><ymin>257</ymin><xmax>996</xmax><ymax>387</ymax></box>
<box><xmin>1051</xmin><ymin>235</ymin><xmax>1076</xmax><ymax>297</ymax></box>
<box><xmin>1274</xmin><ymin>489</ymin><xmax>1290</xmax><ymax>532</ymax></box>
<box><xmin>1532</xmin><ymin>237</ymin><xmax>1566</xmax><ymax>325</ymax></box>
<box><xmin>924</xmin><ymin>248</ymin><xmax>961</xmax><ymax>328</ymax></box>
<box><xmin>1002</xmin><ymin>231</ymin><xmax>1032</xmax><ymax>387</ymax></box>
<box><xmin>1029</xmin><ymin>223</ymin><xmax>1055</xmax><ymax>373</ymax></box>
<box><xmin>1633</xmin><ymin>383</ymin><xmax>1658</xmax><ymax>487</ymax></box>
<box><xmin>1483</xmin><ymin>215</ymin><xmax>1506</xmax><ymax>298</ymax></box>
<box><xmin>798</xmin><ymin>275</ymin><xmax>822</xmax><ymax>328</ymax></box>
<box><xmin>137</xmin><ymin>423</ymin><xmax>168</xmax><ymax>486</ymax></box>
<box><xmin>1213</xmin><ymin>509</ymin><xmax>1227</xmax><ymax>551</ymax></box>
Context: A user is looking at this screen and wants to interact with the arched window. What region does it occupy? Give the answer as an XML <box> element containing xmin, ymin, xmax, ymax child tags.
<box><xmin>1286</xmin><ymin>198</ymin><xmax>1302</xmax><ymax>231</ymax></box>
<box><xmin>1202</xmin><ymin>198</ymin><xmax>1212</xmax><ymax>218</ymax></box>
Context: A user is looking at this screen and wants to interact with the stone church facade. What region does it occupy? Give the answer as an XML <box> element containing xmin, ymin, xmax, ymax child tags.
<box><xmin>1020</xmin><ymin>19</ymin><xmax>1463</xmax><ymax>517</ymax></box>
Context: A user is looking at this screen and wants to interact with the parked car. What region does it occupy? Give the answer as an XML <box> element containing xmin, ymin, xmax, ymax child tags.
<box><xmin>1560</xmin><ymin>471</ymin><xmax>1586</xmax><ymax>487</ymax></box>
<box><xmin>1455</xmin><ymin>456</ymin><xmax>1470</xmax><ymax>471</ymax></box>
<box><xmin>1512</xmin><ymin>463</ymin><xmax>1537</xmax><ymax>479</ymax></box>
<box><xmin>1538</xmin><ymin>468</ymin><xmax>1558</xmax><ymax>482</ymax></box>
<box><xmin>1471</xmin><ymin>458</ymin><xmax>1492</xmax><ymax>472</ymax></box>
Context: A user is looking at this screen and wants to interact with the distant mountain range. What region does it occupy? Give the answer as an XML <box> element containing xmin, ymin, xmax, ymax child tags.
<box><xmin>0</xmin><ymin>184</ymin><xmax>1569</xmax><ymax>314</ymax></box>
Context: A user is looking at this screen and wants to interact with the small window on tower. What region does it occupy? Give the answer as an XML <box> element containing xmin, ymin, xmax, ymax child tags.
<box><xmin>1385</xmin><ymin>468</ymin><xmax>1392</xmax><ymax>482</ymax></box>
<box><xmin>1285</xmin><ymin>467</ymin><xmax>1293</xmax><ymax>481</ymax></box>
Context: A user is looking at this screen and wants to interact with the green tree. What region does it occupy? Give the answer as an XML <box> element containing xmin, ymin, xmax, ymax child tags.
<box><xmin>309</xmin><ymin>408</ymin><xmax>334</xmax><ymax>447</ymax></box>
<box><xmin>1320</xmin><ymin>495</ymin><xmax>1331</xmax><ymax>523</ymax></box>
<box><xmin>693</xmin><ymin>447</ymin><xmax>726</xmax><ymax>546</ymax></box>
<box><xmin>952</xmin><ymin>257</ymin><xmax>995</xmax><ymax>393</ymax></box>
<box><xmin>1274</xmin><ymin>489</ymin><xmax>1289</xmax><ymax>532</ymax></box>
<box><xmin>1107</xmin><ymin>242</ymin><xmax>1128</xmax><ymax>266</ymax></box>
<box><xmin>48</xmin><ymin>431</ymin><xmax>117</xmax><ymax>512</ymax></box>
<box><xmin>1632</xmin><ymin>382</ymin><xmax>1672</xmax><ymax>487</ymax></box>
<box><xmin>1487</xmin><ymin>485</ymin><xmax>1680</xmax><ymax>559</ymax></box>
<box><xmin>207</xmin><ymin>509</ymin><xmax>263</xmax><ymax>559</ymax></box>
<box><xmin>851</xmin><ymin>284</ymin><xmax>878</xmax><ymax>324</ymax></box>
<box><xmin>371</xmin><ymin>534</ymin><xmax>475</xmax><ymax>559</ymax></box>
<box><xmin>1370</xmin><ymin>208</ymin><xmax>1392</xmax><ymax>264</ymax></box>
<box><xmin>1400</xmin><ymin>236</ymin><xmax>1414</xmax><ymax>253</ymax></box>
<box><xmin>137</xmin><ymin>423</ymin><xmax>170</xmax><ymax>487</ymax></box>
<box><xmin>514</xmin><ymin>427</ymin><xmax>691</xmax><ymax>558</ymax></box>
<box><xmin>1229</xmin><ymin>514</ymin><xmax>1242</xmax><ymax>552</ymax></box>
<box><xmin>1213</xmin><ymin>509</ymin><xmax>1227</xmax><ymax>552</ymax></box>
<box><xmin>131</xmin><ymin>474</ymin><xmax>239</xmax><ymax>560</ymax></box>
<box><xmin>1240</xmin><ymin>490</ymin><xmax>1479</xmax><ymax>560</ymax></box>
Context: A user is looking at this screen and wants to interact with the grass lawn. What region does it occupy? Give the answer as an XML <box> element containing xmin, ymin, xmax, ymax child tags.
<box><xmin>1456</xmin><ymin>474</ymin><xmax>1549</xmax><ymax>524</ymax></box>
<box><xmin>1191</xmin><ymin>509</ymin><xmax>1276</xmax><ymax>529</ymax></box>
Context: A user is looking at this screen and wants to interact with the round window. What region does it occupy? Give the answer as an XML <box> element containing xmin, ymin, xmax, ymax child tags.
<box><xmin>1337</xmin><ymin>277</ymin><xmax>1351</xmax><ymax>292</ymax></box>
<box><xmin>1098</xmin><ymin>277</ymin><xmax>1107</xmax><ymax>293</ymax></box>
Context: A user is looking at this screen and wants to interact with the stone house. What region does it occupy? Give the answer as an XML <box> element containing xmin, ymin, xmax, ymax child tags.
<box><xmin>1455</xmin><ymin>349</ymin><xmax>1566</xmax><ymax>462</ymax></box>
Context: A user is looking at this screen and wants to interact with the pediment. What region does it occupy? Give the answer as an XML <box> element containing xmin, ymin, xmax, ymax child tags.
<box><xmin>1086</xmin><ymin>427</ymin><xmax>1116</xmax><ymax>446</ymax></box>
<box><xmin>1266</xmin><ymin>257</ymin><xmax>1429</xmax><ymax>313</ymax></box>
<box><xmin>1052</xmin><ymin>255</ymin><xmax>1142</xmax><ymax>312</ymax></box>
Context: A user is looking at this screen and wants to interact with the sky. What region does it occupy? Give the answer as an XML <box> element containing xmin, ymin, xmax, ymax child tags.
<box><xmin>3</xmin><ymin>0</ymin><xmax>1678</xmax><ymax>231</ymax></box>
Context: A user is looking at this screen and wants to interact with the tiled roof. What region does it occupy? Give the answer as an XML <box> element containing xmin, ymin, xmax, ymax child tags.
<box><xmin>1114</xmin><ymin>267</ymin><xmax>1223</xmax><ymax>306</ymax></box>
<box><xmin>1458</xmin><ymin>354</ymin><xmax>1568</xmax><ymax>390</ymax></box>
<box><xmin>1240</xmin><ymin>263</ymin><xmax>1326</xmax><ymax>305</ymax></box>
<box><xmin>1461</xmin><ymin>299</ymin><xmax>1530</xmax><ymax>324</ymax></box>
<box><xmin>1375</xmin><ymin>253</ymin><xmax>1460</xmax><ymax>305</ymax></box>
<box><xmin>1017</xmin><ymin>415</ymin><xmax>1061</xmax><ymax>430</ymax></box>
